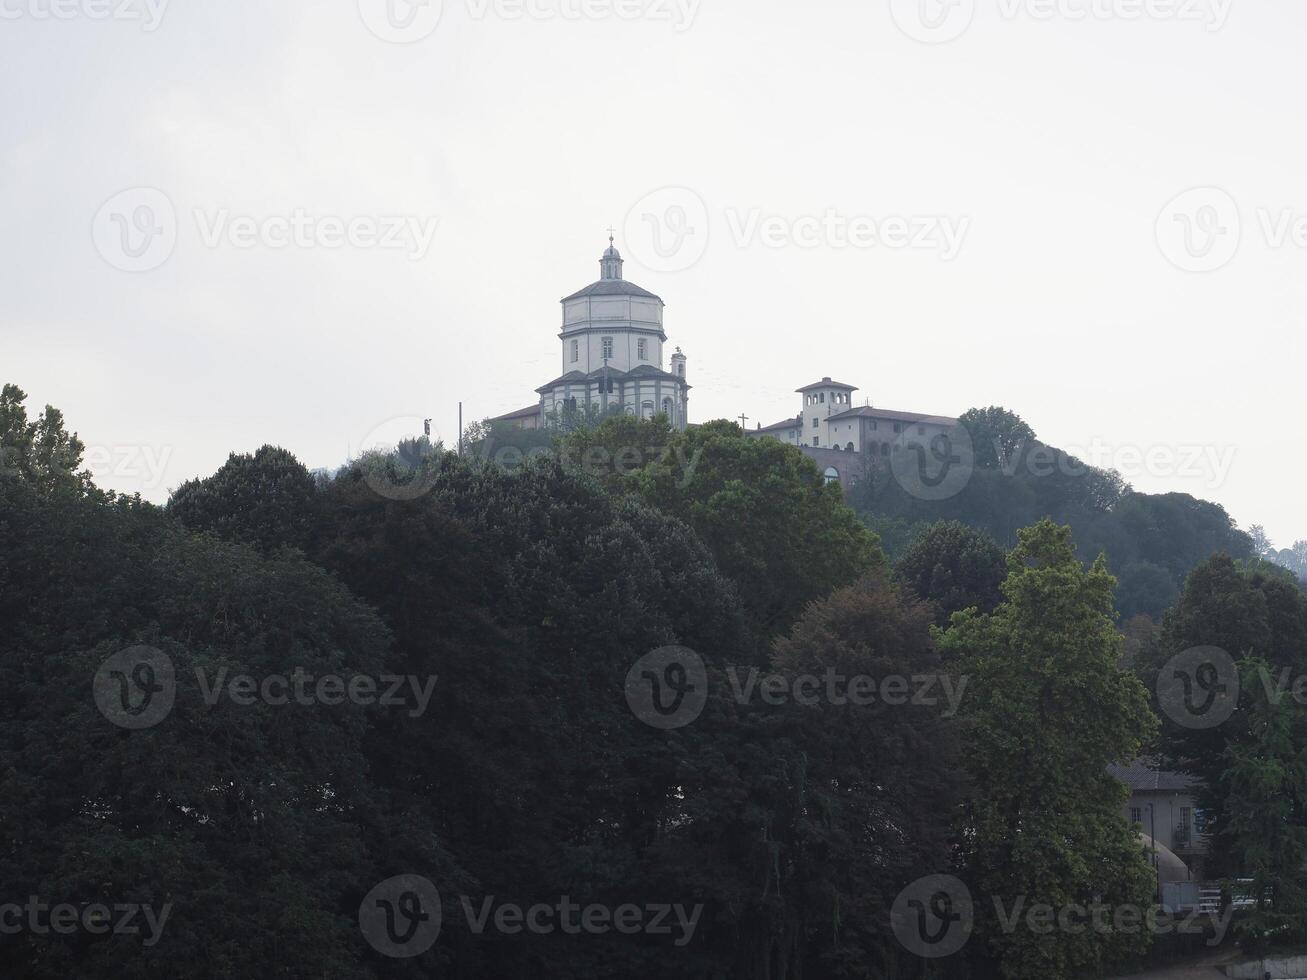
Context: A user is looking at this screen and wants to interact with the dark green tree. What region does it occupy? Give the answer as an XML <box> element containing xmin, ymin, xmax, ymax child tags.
<box><xmin>894</xmin><ymin>520</ymin><xmax>1006</xmax><ymax>625</ymax></box>
<box><xmin>940</xmin><ymin>520</ymin><xmax>1158</xmax><ymax>980</ymax></box>
<box><xmin>168</xmin><ymin>444</ymin><xmax>319</xmax><ymax>552</ymax></box>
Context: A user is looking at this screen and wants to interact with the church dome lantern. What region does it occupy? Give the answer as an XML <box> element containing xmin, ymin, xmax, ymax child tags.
<box><xmin>601</xmin><ymin>236</ymin><xmax>624</xmax><ymax>280</ymax></box>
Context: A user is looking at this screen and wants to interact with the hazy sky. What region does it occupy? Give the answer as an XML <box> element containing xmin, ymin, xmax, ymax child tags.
<box><xmin>2</xmin><ymin>0</ymin><xmax>1303</xmax><ymax>545</ymax></box>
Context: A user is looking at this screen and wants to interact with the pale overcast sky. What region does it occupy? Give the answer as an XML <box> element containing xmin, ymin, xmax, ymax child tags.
<box><xmin>2</xmin><ymin>0</ymin><xmax>1303</xmax><ymax>545</ymax></box>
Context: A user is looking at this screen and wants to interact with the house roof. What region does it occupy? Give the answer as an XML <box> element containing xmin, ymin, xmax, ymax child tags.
<box><xmin>561</xmin><ymin>280</ymin><xmax>664</xmax><ymax>303</ymax></box>
<box><xmin>797</xmin><ymin>377</ymin><xmax>858</xmax><ymax>393</ymax></box>
<box><xmin>535</xmin><ymin>364</ymin><xmax>690</xmax><ymax>394</ymax></box>
<box><xmin>828</xmin><ymin>406</ymin><xmax>957</xmax><ymax>426</ymax></box>
<box><xmin>1108</xmin><ymin>760</ymin><xmax>1200</xmax><ymax>792</ymax></box>
<box><xmin>753</xmin><ymin>417</ymin><xmax>802</xmax><ymax>434</ymax></box>
<box><xmin>488</xmin><ymin>404</ymin><xmax>541</xmax><ymax>423</ymax></box>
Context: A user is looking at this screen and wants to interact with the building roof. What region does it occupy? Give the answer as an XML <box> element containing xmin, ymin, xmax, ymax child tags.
<box><xmin>561</xmin><ymin>279</ymin><xmax>664</xmax><ymax>303</ymax></box>
<box><xmin>827</xmin><ymin>406</ymin><xmax>957</xmax><ymax>426</ymax></box>
<box><xmin>797</xmin><ymin>377</ymin><xmax>858</xmax><ymax>393</ymax></box>
<box><xmin>752</xmin><ymin>417</ymin><xmax>802</xmax><ymax>434</ymax></box>
<box><xmin>488</xmin><ymin>404</ymin><xmax>542</xmax><ymax>423</ymax></box>
<box><xmin>535</xmin><ymin>364</ymin><xmax>690</xmax><ymax>394</ymax></box>
<box><xmin>1108</xmin><ymin>760</ymin><xmax>1200</xmax><ymax>793</ymax></box>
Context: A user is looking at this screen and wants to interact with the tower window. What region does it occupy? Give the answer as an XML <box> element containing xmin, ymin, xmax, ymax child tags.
<box><xmin>601</xmin><ymin>337</ymin><xmax>614</xmax><ymax>359</ymax></box>
<box><xmin>571</xmin><ymin>339</ymin><xmax>579</xmax><ymax>363</ymax></box>
<box><xmin>638</xmin><ymin>338</ymin><xmax>647</xmax><ymax>360</ymax></box>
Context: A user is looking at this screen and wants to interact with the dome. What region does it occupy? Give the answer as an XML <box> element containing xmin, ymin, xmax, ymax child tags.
<box><xmin>599</xmin><ymin>234</ymin><xmax>625</xmax><ymax>281</ymax></box>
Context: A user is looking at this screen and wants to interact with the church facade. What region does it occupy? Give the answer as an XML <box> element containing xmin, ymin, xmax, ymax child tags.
<box><xmin>491</xmin><ymin>239</ymin><xmax>691</xmax><ymax>431</ymax></box>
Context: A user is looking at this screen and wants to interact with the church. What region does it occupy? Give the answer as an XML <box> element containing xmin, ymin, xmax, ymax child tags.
<box><xmin>491</xmin><ymin>238</ymin><xmax>691</xmax><ymax>431</ymax></box>
<box><xmin>494</xmin><ymin>237</ymin><xmax>957</xmax><ymax>492</ymax></box>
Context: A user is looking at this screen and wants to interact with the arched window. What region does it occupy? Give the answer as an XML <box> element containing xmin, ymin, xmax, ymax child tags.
<box><xmin>641</xmin><ymin>400</ymin><xmax>654</xmax><ymax>419</ymax></box>
<box><xmin>823</xmin><ymin>466</ymin><xmax>840</xmax><ymax>485</ymax></box>
<box><xmin>846</xmin><ymin>442</ymin><xmax>855</xmax><ymax>452</ymax></box>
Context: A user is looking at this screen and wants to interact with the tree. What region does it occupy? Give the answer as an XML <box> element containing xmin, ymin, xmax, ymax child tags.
<box><xmin>558</xmin><ymin>417</ymin><xmax>885</xmax><ymax>639</ymax></box>
<box><xmin>0</xmin><ymin>462</ymin><xmax>393</xmax><ymax>978</ymax></box>
<box><xmin>940</xmin><ymin>520</ymin><xmax>1158</xmax><ymax>980</ymax></box>
<box><xmin>1140</xmin><ymin>554</ymin><xmax>1307</xmax><ymax>882</ymax></box>
<box><xmin>894</xmin><ymin>520</ymin><xmax>1006</xmax><ymax>625</ymax></box>
<box><xmin>1115</xmin><ymin>560</ymin><xmax>1180</xmax><ymax>621</ymax></box>
<box><xmin>958</xmin><ymin>406</ymin><xmax>1036</xmax><ymax>470</ymax></box>
<box><xmin>1248</xmin><ymin>524</ymin><xmax>1274</xmax><ymax>558</ymax></box>
<box><xmin>760</xmin><ymin>573</ymin><xmax>966</xmax><ymax>977</ymax></box>
<box><xmin>168</xmin><ymin>444</ymin><xmax>319</xmax><ymax>552</ymax></box>
<box><xmin>1219</xmin><ymin>657</ymin><xmax>1307</xmax><ymax>952</ymax></box>
<box><xmin>0</xmin><ymin>383</ymin><xmax>96</xmax><ymax>496</ymax></box>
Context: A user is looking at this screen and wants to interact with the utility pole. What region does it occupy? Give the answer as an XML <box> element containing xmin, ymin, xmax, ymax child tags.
<box><xmin>1148</xmin><ymin>803</ymin><xmax>1160</xmax><ymax>905</ymax></box>
<box><xmin>458</xmin><ymin>402</ymin><xmax>463</xmax><ymax>457</ymax></box>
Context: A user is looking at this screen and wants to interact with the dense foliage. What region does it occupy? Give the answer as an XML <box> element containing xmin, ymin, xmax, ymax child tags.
<box><xmin>853</xmin><ymin>407</ymin><xmax>1254</xmax><ymax>619</ymax></box>
<box><xmin>5</xmin><ymin>385</ymin><xmax>1287</xmax><ymax>978</ymax></box>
